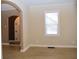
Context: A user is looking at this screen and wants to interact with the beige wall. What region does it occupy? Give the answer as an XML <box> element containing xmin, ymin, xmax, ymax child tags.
<box><xmin>1</xmin><ymin>10</ymin><xmax>19</xmax><ymax>43</ymax></box>
<box><xmin>4</xmin><ymin>0</ymin><xmax>76</xmax><ymax>50</ymax></box>
<box><xmin>28</xmin><ymin>3</ymin><xmax>77</xmax><ymax>47</ymax></box>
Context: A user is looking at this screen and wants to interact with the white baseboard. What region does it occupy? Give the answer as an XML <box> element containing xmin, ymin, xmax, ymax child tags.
<box><xmin>30</xmin><ymin>44</ymin><xmax>77</xmax><ymax>48</ymax></box>
<box><xmin>2</xmin><ymin>43</ymin><xmax>9</xmax><ymax>45</ymax></box>
<box><xmin>20</xmin><ymin>44</ymin><xmax>76</xmax><ymax>52</ymax></box>
<box><xmin>55</xmin><ymin>45</ymin><xmax>77</xmax><ymax>48</ymax></box>
<box><xmin>20</xmin><ymin>46</ymin><xmax>30</xmax><ymax>52</ymax></box>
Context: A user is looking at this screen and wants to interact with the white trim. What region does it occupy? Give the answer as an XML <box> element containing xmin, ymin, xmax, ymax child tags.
<box><xmin>30</xmin><ymin>44</ymin><xmax>77</xmax><ymax>48</ymax></box>
<box><xmin>2</xmin><ymin>43</ymin><xmax>9</xmax><ymax>45</ymax></box>
<box><xmin>20</xmin><ymin>44</ymin><xmax>76</xmax><ymax>52</ymax></box>
<box><xmin>20</xmin><ymin>46</ymin><xmax>30</xmax><ymax>52</ymax></box>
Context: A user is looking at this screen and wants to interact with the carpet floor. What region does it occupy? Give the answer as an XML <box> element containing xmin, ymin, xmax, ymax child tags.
<box><xmin>2</xmin><ymin>45</ymin><xmax>77</xmax><ymax>59</ymax></box>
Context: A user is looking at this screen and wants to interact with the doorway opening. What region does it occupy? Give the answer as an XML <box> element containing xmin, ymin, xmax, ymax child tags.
<box><xmin>1</xmin><ymin>0</ymin><xmax>23</xmax><ymax>50</ymax></box>
<box><xmin>8</xmin><ymin>16</ymin><xmax>20</xmax><ymax>45</ymax></box>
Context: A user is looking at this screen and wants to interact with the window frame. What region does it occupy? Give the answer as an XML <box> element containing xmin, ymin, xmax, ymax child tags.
<box><xmin>44</xmin><ymin>11</ymin><xmax>60</xmax><ymax>36</ymax></box>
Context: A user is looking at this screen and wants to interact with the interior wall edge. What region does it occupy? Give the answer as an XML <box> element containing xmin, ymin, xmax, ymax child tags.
<box><xmin>29</xmin><ymin>44</ymin><xmax>77</xmax><ymax>48</ymax></box>
<box><xmin>20</xmin><ymin>44</ymin><xmax>77</xmax><ymax>52</ymax></box>
<box><xmin>20</xmin><ymin>45</ymin><xmax>30</xmax><ymax>52</ymax></box>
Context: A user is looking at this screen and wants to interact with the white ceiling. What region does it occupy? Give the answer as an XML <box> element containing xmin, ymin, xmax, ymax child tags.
<box><xmin>26</xmin><ymin>0</ymin><xmax>76</xmax><ymax>5</ymax></box>
<box><xmin>1</xmin><ymin>0</ymin><xmax>76</xmax><ymax>11</ymax></box>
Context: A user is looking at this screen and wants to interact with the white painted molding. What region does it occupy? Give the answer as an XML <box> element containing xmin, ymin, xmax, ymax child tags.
<box><xmin>30</xmin><ymin>44</ymin><xmax>77</xmax><ymax>48</ymax></box>
<box><xmin>20</xmin><ymin>44</ymin><xmax>76</xmax><ymax>52</ymax></box>
<box><xmin>2</xmin><ymin>43</ymin><xmax>76</xmax><ymax>52</ymax></box>
<box><xmin>20</xmin><ymin>46</ymin><xmax>30</xmax><ymax>52</ymax></box>
<box><xmin>2</xmin><ymin>43</ymin><xmax>9</xmax><ymax>45</ymax></box>
<box><xmin>20</xmin><ymin>44</ymin><xmax>77</xmax><ymax>52</ymax></box>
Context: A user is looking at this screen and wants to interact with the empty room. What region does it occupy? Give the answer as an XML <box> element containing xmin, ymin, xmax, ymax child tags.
<box><xmin>1</xmin><ymin>0</ymin><xmax>77</xmax><ymax>59</ymax></box>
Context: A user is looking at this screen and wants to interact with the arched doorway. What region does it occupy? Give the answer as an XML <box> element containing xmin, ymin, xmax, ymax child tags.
<box><xmin>1</xmin><ymin>0</ymin><xmax>23</xmax><ymax>50</ymax></box>
<box><xmin>8</xmin><ymin>16</ymin><xmax>20</xmax><ymax>42</ymax></box>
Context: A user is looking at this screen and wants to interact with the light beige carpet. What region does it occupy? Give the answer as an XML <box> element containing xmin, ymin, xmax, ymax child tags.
<box><xmin>2</xmin><ymin>45</ymin><xmax>77</xmax><ymax>59</ymax></box>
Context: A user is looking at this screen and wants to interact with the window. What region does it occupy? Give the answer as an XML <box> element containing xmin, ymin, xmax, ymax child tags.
<box><xmin>45</xmin><ymin>12</ymin><xmax>59</xmax><ymax>35</ymax></box>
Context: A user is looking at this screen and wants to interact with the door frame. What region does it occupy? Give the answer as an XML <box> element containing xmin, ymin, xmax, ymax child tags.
<box><xmin>1</xmin><ymin>0</ymin><xmax>23</xmax><ymax>50</ymax></box>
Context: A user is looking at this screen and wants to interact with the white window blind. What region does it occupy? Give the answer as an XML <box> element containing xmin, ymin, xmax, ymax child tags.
<box><xmin>45</xmin><ymin>12</ymin><xmax>58</xmax><ymax>35</ymax></box>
